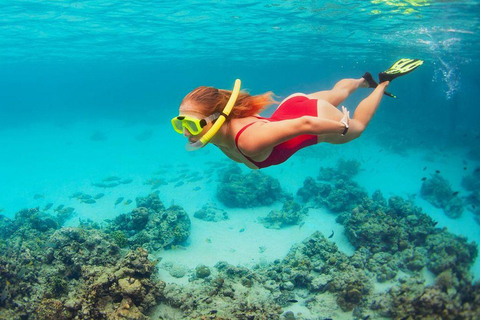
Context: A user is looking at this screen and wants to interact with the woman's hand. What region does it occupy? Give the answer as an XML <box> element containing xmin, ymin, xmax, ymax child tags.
<box><xmin>340</xmin><ymin>106</ymin><xmax>349</xmax><ymax>126</ymax></box>
<box><xmin>340</xmin><ymin>106</ymin><xmax>349</xmax><ymax>135</ymax></box>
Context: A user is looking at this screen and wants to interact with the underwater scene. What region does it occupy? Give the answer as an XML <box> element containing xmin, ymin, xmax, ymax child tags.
<box><xmin>1</xmin><ymin>0</ymin><xmax>480</xmax><ymax>319</ymax></box>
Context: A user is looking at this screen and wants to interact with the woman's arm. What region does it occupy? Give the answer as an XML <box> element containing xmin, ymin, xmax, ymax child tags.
<box><xmin>237</xmin><ymin>116</ymin><xmax>346</xmax><ymax>157</ymax></box>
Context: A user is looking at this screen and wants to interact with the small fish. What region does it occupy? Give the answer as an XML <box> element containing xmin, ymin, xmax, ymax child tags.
<box><xmin>106</xmin><ymin>182</ymin><xmax>120</xmax><ymax>188</ymax></box>
<box><xmin>54</xmin><ymin>204</ymin><xmax>65</xmax><ymax>212</ymax></box>
<box><xmin>103</xmin><ymin>176</ymin><xmax>121</xmax><ymax>182</ymax></box>
<box><xmin>41</xmin><ymin>240</ymin><xmax>56</xmax><ymax>249</ymax></box>
<box><xmin>452</xmin><ymin>191</ymin><xmax>459</xmax><ymax>196</ymax></box>
<box><xmin>328</xmin><ymin>230</ymin><xmax>335</xmax><ymax>238</ymax></box>
<box><xmin>94</xmin><ymin>193</ymin><xmax>105</xmax><ymax>199</ymax></box>
<box><xmin>193</xmin><ymin>186</ymin><xmax>201</xmax><ymax>191</ymax></box>
<box><xmin>464</xmin><ymin>167</ymin><xmax>467</xmax><ymax>170</ymax></box>
<box><xmin>43</xmin><ymin>203</ymin><xmax>54</xmax><ymax>211</ymax></box>
<box><xmin>298</xmin><ymin>221</ymin><xmax>305</xmax><ymax>229</ymax></box>
<box><xmin>121</xmin><ymin>179</ymin><xmax>133</xmax><ymax>184</ymax></box>
<box><xmin>80</xmin><ymin>194</ymin><xmax>92</xmax><ymax>200</ymax></box>
<box><xmin>421</xmin><ymin>177</ymin><xmax>427</xmax><ymax>181</ymax></box>
<box><xmin>174</xmin><ymin>181</ymin><xmax>184</xmax><ymax>187</ymax></box>
<box><xmin>171</xmin><ymin>244</ymin><xmax>187</xmax><ymax>251</ymax></box>
<box><xmin>1</xmin><ymin>287</ymin><xmax>8</xmax><ymax>303</ymax></box>
<box><xmin>205</xmin><ymin>238</ymin><xmax>212</xmax><ymax>243</ymax></box>
<box><xmin>239</xmin><ymin>228</ymin><xmax>245</xmax><ymax>233</ymax></box>
<box><xmin>423</xmin><ymin>167</ymin><xmax>427</xmax><ymax>171</ymax></box>
<box><xmin>18</xmin><ymin>267</ymin><xmax>27</xmax><ymax>278</ymax></box>
<box><xmin>287</xmin><ymin>299</ymin><xmax>298</xmax><ymax>303</ymax></box>
<box><xmin>114</xmin><ymin>197</ymin><xmax>124</xmax><ymax>206</ymax></box>
<box><xmin>82</xmin><ymin>199</ymin><xmax>96</xmax><ymax>204</ymax></box>
<box><xmin>435</xmin><ymin>170</ymin><xmax>440</xmax><ymax>174</ymax></box>
<box><xmin>34</xmin><ymin>194</ymin><xmax>45</xmax><ymax>200</ymax></box>
<box><xmin>92</xmin><ymin>182</ymin><xmax>108</xmax><ymax>188</ymax></box>
<box><xmin>69</xmin><ymin>192</ymin><xmax>83</xmax><ymax>199</ymax></box>
<box><xmin>475</xmin><ymin>167</ymin><xmax>480</xmax><ymax>173</ymax></box>
<box><xmin>124</xmin><ymin>199</ymin><xmax>132</xmax><ymax>205</ymax></box>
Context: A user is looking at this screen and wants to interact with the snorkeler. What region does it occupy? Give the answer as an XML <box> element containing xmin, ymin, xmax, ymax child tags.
<box><xmin>172</xmin><ymin>59</ymin><xmax>423</xmax><ymax>169</ymax></box>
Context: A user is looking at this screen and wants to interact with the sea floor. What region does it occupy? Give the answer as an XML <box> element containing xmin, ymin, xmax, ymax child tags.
<box><xmin>1</xmin><ymin>119</ymin><xmax>479</xmax><ymax>284</ymax></box>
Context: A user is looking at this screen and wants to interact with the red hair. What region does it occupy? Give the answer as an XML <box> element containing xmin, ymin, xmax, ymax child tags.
<box><xmin>181</xmin><ymin>86</ymin><xmax>276</xmax><ymax>118</ymax></box>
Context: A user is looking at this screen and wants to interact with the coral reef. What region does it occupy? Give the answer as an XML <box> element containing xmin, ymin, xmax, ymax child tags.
<box><xmin>0</xmin><ymin>214</ymin><xmax>164</xmax><ymax>319</ymax></box>
<box><xmin>463</xmin><ymin>167</ymin><xmax>480</xmax><ymax>224</ymax></box>
<box><xmin>421</xmin><ymin>173</ymin><xmax>464</xmax><ymax>218</ymax></box>
<box><xmin>344</xmin><ymin>195</ymin><xmax>477</xmax><ymax>283</ymax></box>
<box><xmin>108</xmin><ymin>193</ymin><xmax>191</xmax><ymax>252</ymax></box>
<box><xmin>2</xmin><ymin>179</ymin><xmax>480</xmax><ymax>319</ymax></box>
<box><xmin>216</xmin><ymin>164</ymin><xmax>289</xmax><ymax>208</ymax></box>
<box><xmin>371</xmin><ymin>276</ymin><xmax>480</xmax><ymax>319</ymax></box>
<box><xmin>193</xmin><ymin>202</ymin><xmax>229</xmax><ymax>222</ymax></box>
<box><xmin>159</xmin><ymin>267</ymin><xmax>284</xmax><ymax>319</ymax></box>
<box><xmin>268</xmin><ymin>231</ymin><xmax>373</xmax><ymax>312</ymax></box>
<box><xmin>260</xmin><ymin>200</ymin><xmax>308</xmax><ymax>229</ymax></box>
<box><xmin>297</xmin><ymin>160</ymin><xmax>368</xmax><ymax>216</ymax></box>
<box><xmin>462</xmin><ymin>167</ymin><xmax>480</xmax><ymax>191</ymax></box>
<box><xmin>163</xmin><ymin>262</ymin><xmax>187</xmax><ymax>278</ymax></box>
<box><xmin>153</xmin><ymin>231</ymin><xmax>375</xmax><ymax>319</ymax></box>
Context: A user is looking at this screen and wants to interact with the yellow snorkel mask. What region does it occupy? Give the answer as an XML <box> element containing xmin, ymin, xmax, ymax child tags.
<box><xmin>173</xmin><ymin>79</ymin><xmax>241</xmax><ymax>151</ymax></box>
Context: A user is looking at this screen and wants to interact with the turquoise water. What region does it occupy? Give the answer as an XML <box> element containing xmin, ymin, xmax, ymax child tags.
<box><xmin>1</xmin><ymin>1</ymin><xmax>480</xmax><ymax>319</ymax></box>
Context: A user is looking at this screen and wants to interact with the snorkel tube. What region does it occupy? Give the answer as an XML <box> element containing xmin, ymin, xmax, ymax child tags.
<box><xmin>185</xmin><ymin>79</ymin><xmax>241</xmax><ymax>151</ymax></box>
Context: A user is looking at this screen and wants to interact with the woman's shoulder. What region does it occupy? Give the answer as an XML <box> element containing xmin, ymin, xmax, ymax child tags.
<box><xmin>229</xmin><ymin>116</ymin><xmax>265</xmax><ymax>128</ymax></box>
<box><xmin>227</xmin><ymin>116</ymin><xmax>267</xmax><ymax>138</ymax></box>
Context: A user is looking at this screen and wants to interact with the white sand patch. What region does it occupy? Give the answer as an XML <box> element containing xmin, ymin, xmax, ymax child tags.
<box><xmin>156</xmin><ymin>206</ymin><xmax>353</xmax><ymax>280</ymax></box>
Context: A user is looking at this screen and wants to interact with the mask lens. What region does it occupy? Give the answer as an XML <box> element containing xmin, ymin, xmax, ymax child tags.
<box><xmin>171</xmin><ymin>118</ymin><xmax>184</xmax><ymax>134</ymax></box>
<box><xmin>183</xmin><ymin>119</ymin><xmax>201</xmax><ymax>135</ymax></box>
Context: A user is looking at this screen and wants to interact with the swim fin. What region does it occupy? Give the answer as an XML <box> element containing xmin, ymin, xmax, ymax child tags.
<box><xmin>379</xmin><ymin>58</ymin><xmax>424</xmax><ymax>83</ymax></box>
<box><xmin>362</xmin><ymin>72</ymin><xmax>378</xmax><ymax>88</ymax></box>
<box><xmin>362</xmin><ymin>72</ymin><xmax>397</xmax><ymax>98</ymax></box>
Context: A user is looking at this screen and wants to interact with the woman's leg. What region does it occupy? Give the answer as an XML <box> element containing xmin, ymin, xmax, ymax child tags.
<box><xmin>307</xmin><ymin>78</ymin><xmax>367</xmax><ymax>107</ymax></box>
<box><xmin>318</xmin><ymin>82</ymin><xmax>389</xmax><ymax>144</ymax></box>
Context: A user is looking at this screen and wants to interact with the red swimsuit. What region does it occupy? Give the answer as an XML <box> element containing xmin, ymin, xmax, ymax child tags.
<box><xmin>234</xmin><ymin>95</ymin><xmax>318</xmax><ymax>169</ymax></box>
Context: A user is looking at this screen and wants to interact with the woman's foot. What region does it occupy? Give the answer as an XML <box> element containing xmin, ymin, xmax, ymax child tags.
<box><xmin>362</xmin><ymin>72</ymin><xmax>378</xmax><ymax>88</ymax></box>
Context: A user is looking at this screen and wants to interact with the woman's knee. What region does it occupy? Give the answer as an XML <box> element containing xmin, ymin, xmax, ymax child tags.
<box><xmin>347</xmin><ymin>120</ymin><xmax>366</xmax><ymax>139</ymax></box>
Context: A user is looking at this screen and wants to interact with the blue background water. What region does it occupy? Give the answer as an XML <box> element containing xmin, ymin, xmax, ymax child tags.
<box><xmin>1</xmin><ymin>0</ymin><xmax>480</xmax><ymax>279</ymax></box>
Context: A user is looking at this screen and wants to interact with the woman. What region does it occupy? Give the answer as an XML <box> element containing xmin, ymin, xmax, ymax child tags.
<box><xmin>172</xmin><ymin>59</ymin><xmax>423</xmax><ymax>169</ymax></box>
